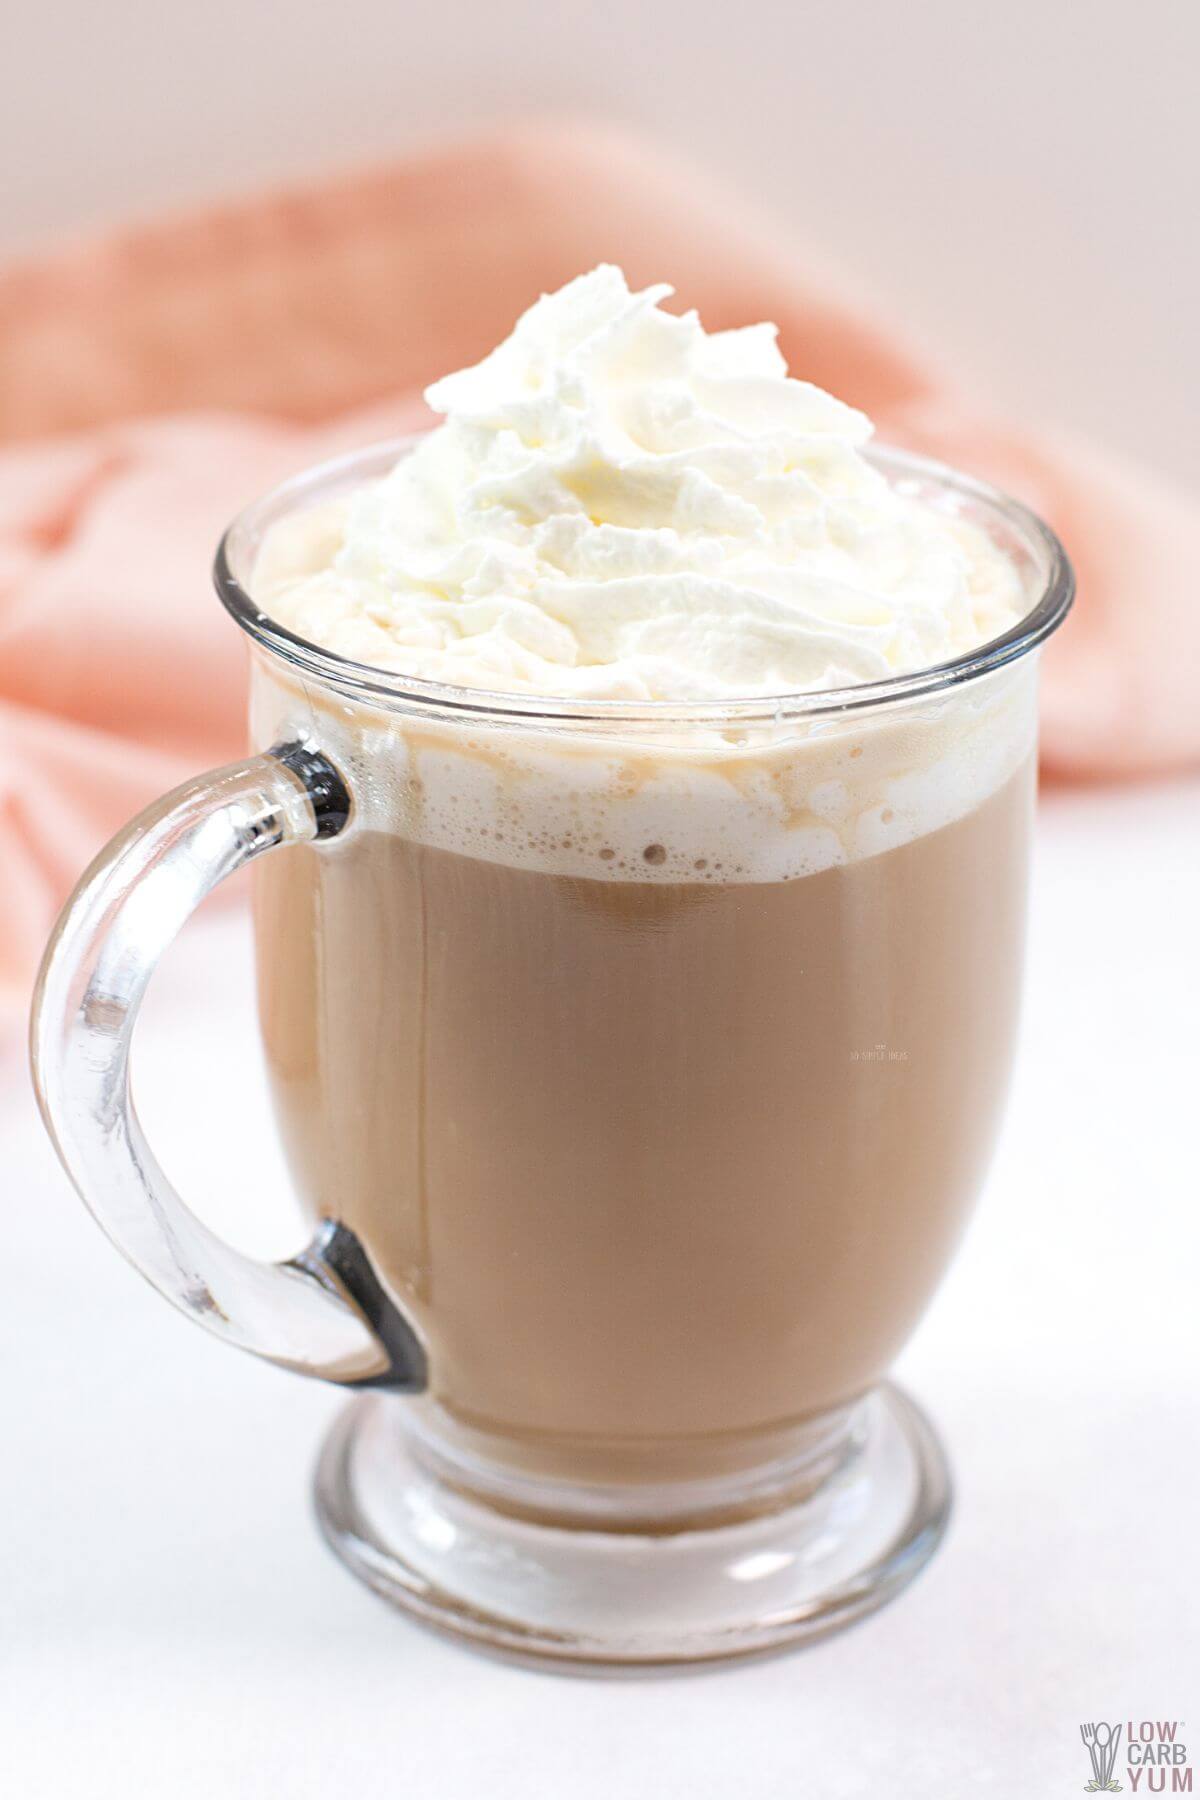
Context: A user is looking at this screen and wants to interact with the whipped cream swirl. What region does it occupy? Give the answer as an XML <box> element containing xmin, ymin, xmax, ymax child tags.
<box><xmin>257</xmin><ymin>266</ymin><xmax>1024</xmax><ymax>700</ymax></box>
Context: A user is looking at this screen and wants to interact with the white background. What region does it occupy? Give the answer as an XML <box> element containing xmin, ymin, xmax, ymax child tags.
<box><xmin>2</xmin><ymin>0</ymin><xmax>1198</xmax><ymax>485</ymax></box>
<box><xmin>3</xmin><ymin>777</ymin><xmax>1198</xmax><ymax>1794</ymax></box>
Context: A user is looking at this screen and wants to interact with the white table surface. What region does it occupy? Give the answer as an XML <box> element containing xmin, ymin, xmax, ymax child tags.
<box><xmin>3</xmin><ymin>776</ymin><xmax>1198</xmax><ymax>1798</ymax></box>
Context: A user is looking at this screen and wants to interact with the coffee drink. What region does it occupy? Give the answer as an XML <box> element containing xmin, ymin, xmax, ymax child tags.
<box><xmin>33</xmin><ymin>263</ymin><xmax>1071</xmax><ymax>1659</ymax></box>
<box><xmin>250</xmin><ymin>264</ymin><xmax>1037</xmax><ymax>1493</ymax></box>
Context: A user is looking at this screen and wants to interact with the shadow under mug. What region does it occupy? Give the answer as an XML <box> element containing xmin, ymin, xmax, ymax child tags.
<box><xmin>30</xmin><ymin>440</ymin><xmax>1073</xmax><ymax>1667</ymax></box>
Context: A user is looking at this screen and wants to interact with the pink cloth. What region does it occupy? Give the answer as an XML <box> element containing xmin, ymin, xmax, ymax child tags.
<box><xmin>2</xmin><ymin>123</ymin><xmax>1197</xmax><ymax>1019</ymax></box>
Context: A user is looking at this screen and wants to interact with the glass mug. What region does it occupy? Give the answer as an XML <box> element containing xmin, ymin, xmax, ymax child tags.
<box><xmin>31</xmin><ymin>441</ymin><xmax>1072</xmax><ymax>1666</ymax></box>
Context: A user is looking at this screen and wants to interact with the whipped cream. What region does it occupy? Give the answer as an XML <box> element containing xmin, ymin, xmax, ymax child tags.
<box><xmin>255</xmin><ymin>265</ymin><xmax>1025</xmax><ymax>700</ymax></box>
<box><xmin>251</xmin><ymin>266</ymin><xmax>1039</xmax><ymax>884</ymax></box>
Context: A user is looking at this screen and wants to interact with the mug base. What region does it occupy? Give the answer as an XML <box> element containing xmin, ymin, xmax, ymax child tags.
<box><xmin>312</xmin><ymin>1382</ymin><xmax>950</xmax><ymax>1668</ymax></box>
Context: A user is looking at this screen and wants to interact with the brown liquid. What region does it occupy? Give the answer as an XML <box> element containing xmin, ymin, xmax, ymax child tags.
<box><xmin>255</xmin><ymin>760</ymin><xmax>1032</xmax><ymax>1485</ymax></box>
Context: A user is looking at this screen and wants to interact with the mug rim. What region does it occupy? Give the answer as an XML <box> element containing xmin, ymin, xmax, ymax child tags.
<box><xmin>213</xmin><ymin>434</ymin><xmax>1074</xmax><ymax>726</ymax></box>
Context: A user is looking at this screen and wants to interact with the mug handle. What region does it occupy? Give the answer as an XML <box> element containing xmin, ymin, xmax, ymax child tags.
<box><xmin>29</xmin><ymin>740</ymin><xmax>427</xmax><ymax>1393</ymax></box>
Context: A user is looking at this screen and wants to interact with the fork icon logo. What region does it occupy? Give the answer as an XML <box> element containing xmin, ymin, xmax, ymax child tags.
<box><xmin>1081</xmin><ymin>1722</ymin><xmax>1124</xmax><ymax>1792</ymax></box>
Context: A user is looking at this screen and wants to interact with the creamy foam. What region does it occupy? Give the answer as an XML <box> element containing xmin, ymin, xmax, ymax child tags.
<box><xmin>252</xmin><ymin>659</ymin><xmax>1036</xmax><ymax>884</ymax></box>
<box><xmin>255</xmin><ymin>265</ymin><xmax>1025</xmax><ymax>700</ymax></box>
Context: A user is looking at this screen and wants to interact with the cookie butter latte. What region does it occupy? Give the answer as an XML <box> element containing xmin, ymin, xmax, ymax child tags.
<box><xmin>248</xmin><ymin>267</ymin><xmax>1035</xmax><ymax>1487</ymax></box>
<box><xmin>33</xmin><ymin>258</ymin><xmax>1072</xmax><ymax>1661</ymax></box>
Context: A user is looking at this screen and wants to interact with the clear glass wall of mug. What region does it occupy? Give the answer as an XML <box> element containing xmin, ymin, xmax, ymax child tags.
<box><xmin>31</xmin><ymin>438</ymin><xmax>1072</xmax><ymax>1665</ymax></box>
